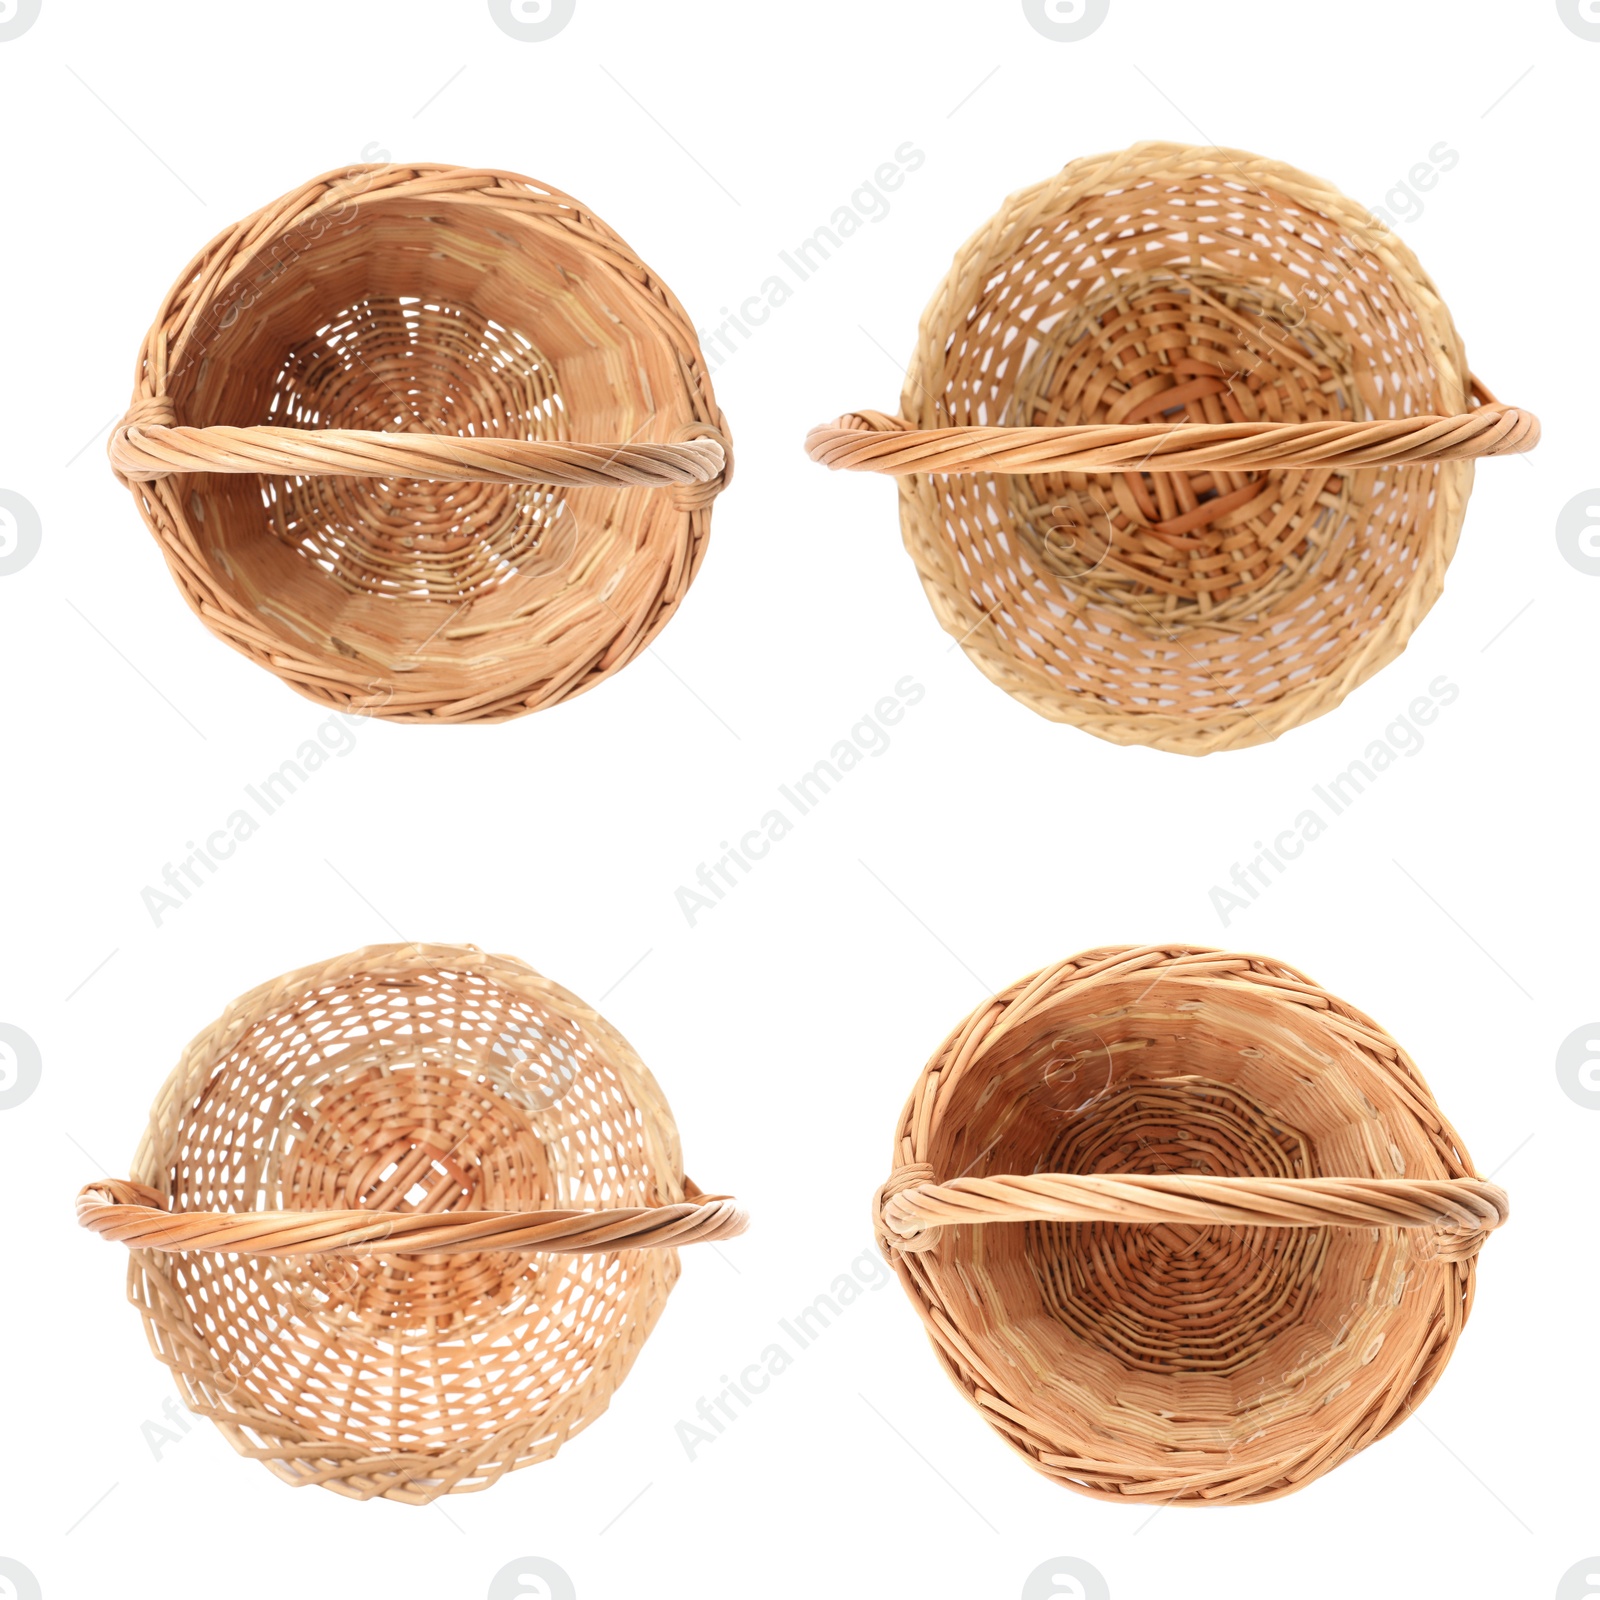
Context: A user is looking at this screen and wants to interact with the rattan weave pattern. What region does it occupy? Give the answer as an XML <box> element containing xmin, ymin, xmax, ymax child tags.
<box><xmin>110</xmin><ymin>163</ymin><xmax>731</xmax><ymax>722</ymax></box>
<box><xmin>873</xmin><ymin>944</ymin><xmax>1507</xmax><ymax>1504</ymax></box>
<box><xmin>78</xmin><ymin>943</ymin><xmax>746</xmax><ymax>1502</ymax></box>
<box><xmin>808</xmin><ymin>144</ymin><xmax>1537</xmax><ymax>753</ymax></box>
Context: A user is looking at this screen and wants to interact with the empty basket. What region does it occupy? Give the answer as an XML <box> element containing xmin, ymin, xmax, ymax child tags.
<box><xmin>873</xmin><ymin>945</ymin><xmax>1507</xmax><ymax>1504</ymax></box>
<box><xmin>808</xmin><ymin>143</ymin><xmax>1537</xmax><ymax>754</ymax></box>
<box><xmin>78</xmin><ymin>943</ymin><xmax>745</xmax><ymax>1502</ymax></box>
<box><xmin>109</xmin><ymin>163</ymin><xmax>731</xmax><ymax>723</ymax></box>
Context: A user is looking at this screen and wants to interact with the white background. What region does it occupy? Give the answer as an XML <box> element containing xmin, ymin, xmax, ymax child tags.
<box><xmin>0</xmin><ymin>1</ymin><xmax>1594</xmax><ymax>1596</ymax></box>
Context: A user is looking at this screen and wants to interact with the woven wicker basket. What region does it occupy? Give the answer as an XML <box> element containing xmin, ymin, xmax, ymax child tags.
<box><xmin>808</xmin><ymin>143</ymin><xmax>1537</xmax><ymax>754</ymax></box>
<box><xmin>78</xmin><ymin>943</ymin><xmax>745</xmax><ymax>1502</ymax></box>
<box><xmin>873</xmin><ymin>945</ymin><xmax>1508</xmax><ymax>1505</ymax></box>
<box><xmin>110</xmin><ymin>164</ymin><xmax>731</xmax><ymax>723</ymax></box>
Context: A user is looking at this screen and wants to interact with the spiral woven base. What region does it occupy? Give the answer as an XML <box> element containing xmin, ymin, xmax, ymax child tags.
<box><xmin>874</xmin><ymin>945</ymin><xmax>1507</xmax><ymax>1505</ymax></box>
<box><xmin>808</xmin><ymin>144</ymin><xmax>1538</xmax><ymax>754</ymax></box>
<box><xmin>87</xmin><ymin>944</ymin><xmax>736</xmax><ymax>1502</ymax></box>
<box><xmin>111</xmin><ymin>164</ymin><xmax>729</xmax><ymax>723</ymax></box>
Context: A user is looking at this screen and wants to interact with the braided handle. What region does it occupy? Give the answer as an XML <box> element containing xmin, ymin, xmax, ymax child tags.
<box><xmin>876</xmin><ymin>1169</ymin><xmax>1508</xmax><ymax>1262</ymax></box>
<box><xmin>108</xmin><ymin>400</ymin><xmax>729</xmax><ymax>492</ymax></box>
<box><xmin>78</xmin><ymin>1178</ymin><xmax>747</xmax><ymax>1256</ymax></box>
<box><xmin>805</xmin><ymin>378</ymin><xmax>1537</xmax><ymax>476</ymax></box>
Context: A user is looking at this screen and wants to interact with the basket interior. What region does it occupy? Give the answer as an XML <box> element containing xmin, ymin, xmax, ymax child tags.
<box><xmin>163</xmin><ymin>189</ymin><xmax>692</xmax><ymax>658</ymax></box>
<box><xmin>910</xmin><ymin>164</ymin><xmax>1468</xmax><ymax>732</ymax></box>
<box><xmin>132</xmin><ymin>959</ymin><xmax>678</xmax><ymax>1490</ymax></box>
<box><xmin>916</xmin><ymin>970</ymin><xmax>1456</xmax><ymax>1461</ymax></box>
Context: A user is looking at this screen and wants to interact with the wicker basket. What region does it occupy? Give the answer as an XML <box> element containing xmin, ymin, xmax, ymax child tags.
<box><xmin>873</xmin><ymin>945</ymin><xmax>1508</xmax><ymax>1505</ymax></box>
<box><xmin>77</xmin><ymin>943</ymin><xmax>745</xmax><ymax>1502</ymax></box>
<box><xmin>807</xmin><ymin>143</ymin><xmax>1537</xmax><ymax>754</ymax></box>
<box><xmin>109</xmin><ymin>164</ymin><xmax>731</xmax><ymax>723</ymax></box>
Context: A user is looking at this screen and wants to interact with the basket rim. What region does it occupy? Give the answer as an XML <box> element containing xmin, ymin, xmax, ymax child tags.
<box><xmin>114</xmin><ymin>163</ymin><xmax>732</xmax><ymax>723</ymax></box>
<box><xmin>101</xmin><ymin>939</ymin><xmax>721</xmax><ymax>1501</ymax></box>
<box><xmin>128</xmin><ymin>940</ymin><xmax>691</xmax><ymax>1205</ymax></box>
<box><xmin>883</xmin><ymin>941</ymin><xmax>1479</xmax><ymax>1189</ymax></box>
<box><xmin>896</xmin><ymin>141</ymin><xmax>1481</xmax><ymax>755</ymax></box>
<box><xmin>138</xmin><ymin>162</ymin><xmax>708</xmax><ymax>409</ymax></box>
<box><xmin>873</xmin><ymin>942</ymin><xmax>1500</xmax><ymax>1504</ymax></box>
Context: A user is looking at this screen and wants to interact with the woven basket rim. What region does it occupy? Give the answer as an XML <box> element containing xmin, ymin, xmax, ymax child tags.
<box><xmin>113</xmin><ymin>163</ymin><xmax>732</xmax><ymax>723</ymax></box>
<box><xmin>128</xmin><ymin>940</ymin><xmax>689</xmax><ymax>1200</ymax></box>
<box><xmin>912</xmin><ymin>144</ymin><xmax>1471</xmax><ymax>754</ymax></box>
<box><xmin>80</xmin><ymin>941</ymin><xmax>744</xmax><ymax>1501</ymax></box>
<box><xmin>807</xmin><ymin>141</ymin><xmax>1542</xmax><ymax>754</ymax></box>
<box><xmin>874</xmin><ymin>943</ymin><xmax>1505</xmax><ymax>1505</ymax></box>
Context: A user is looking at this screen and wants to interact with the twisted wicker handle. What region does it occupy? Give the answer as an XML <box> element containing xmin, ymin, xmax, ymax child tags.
<box><xmin>78</xmin><ymin>1178</ymin><xmax>747</xmax><ymax>1256</ymax></box>
<box><xmin>806</xmin><ymin>378</ymin><xmax>1537</xmax><ymax>476</ymax></box>
<box><xmin>876</xmin><ymin>1169</ymin><xmax>1508</xmax><ymax>1262</ymax></box>
<box><xmin>108</xmin><ymin>400</ymin><xmax>729</xmax><ymax>492</ymax></box>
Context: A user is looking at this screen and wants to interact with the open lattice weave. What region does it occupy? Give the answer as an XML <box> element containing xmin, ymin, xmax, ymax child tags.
<box><xmin>77</xmin><ymin>943</ymin><xmax>745</xmax><ymax>1502</ymax></box>
<box><xmin>808</xmin><ymin>143</ymin><xmax>1537</xmax><ymax>754</ymax></box>
<box><xmin>110</xmin><ymin>163</ymin><xmax>730</xmax><ymax>723</ymax></box>
<box><xmin>873</xmin><ymin>945</ymin><xmax>1507</xmax><ymax>1505</ymax></box>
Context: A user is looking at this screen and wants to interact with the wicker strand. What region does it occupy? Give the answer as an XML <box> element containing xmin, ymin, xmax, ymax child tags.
<box><xmin>877</xmin><ymin>1172</ymin><xmax>1507</xmax><ymax>1259</ymax></box>
<box><xmin>110</xmin><ymin>422</ymin><xmax>728</xmax><ymax>489</ymax></box>
<box><xmin>877</xmin><ymin>943</ymin><xmax>1508</xmax><ymax>1504</ymax></box>
<box><xmin>805</xmin><ymin>142</ymin><xmax>1539</xmax><ymax>755</ymax></box>
<box><xmin>78</xmin><ymin>1178</ymin><xmax>747</xmax><ymax>1255</ymax></box>
<box><xmin>77</xmin><ymin>942</ymin><xmax>744</xmax><ymax>1503</ymax></box>
<box><xmin>804</xmin><ymin>399</ymin><xmax>1537</xmax><ymax>475</ymax></box>
<box><xmin>111</xmin><ymin>163</ymin><xmax>730</xmax><ymax>723</ymax></box>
